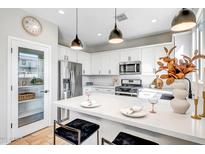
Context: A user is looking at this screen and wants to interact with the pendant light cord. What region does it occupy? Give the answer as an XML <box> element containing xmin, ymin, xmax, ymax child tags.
<box><xmin>115</xmin><ymin>8</ymin><xmax>117</xmax><ymax>27</ymax></box>
<box><xmin>76</xmin><ymin>8</ymin><xmax>78</xmax><ymax>36</ymax></box>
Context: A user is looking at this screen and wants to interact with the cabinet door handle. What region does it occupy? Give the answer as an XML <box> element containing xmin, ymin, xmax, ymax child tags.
<box><xmin>64</xmin><ymin>55</ymin><xmax>69</xmax><ymax>61</ymax></box>
<box><xmin>41</xmin><ymin>90</ymin><xmax>49</xmax><ymax>93</ymax></box>
<box><xmin>83</xmin><ymin>70</ymin><xmax>85</xmax><ymax>74</ymax></box>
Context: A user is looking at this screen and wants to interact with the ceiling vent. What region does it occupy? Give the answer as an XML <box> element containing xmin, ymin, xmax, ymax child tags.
<box><xmin>116</xmin><ymin>13</ymin><xmax>128</xmax><ymax>22</ymax></box>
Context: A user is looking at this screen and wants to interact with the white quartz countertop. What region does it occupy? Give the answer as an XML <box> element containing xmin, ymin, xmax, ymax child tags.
<box><xmin>54</xmin><ymin>93</ymin><xmax>205</xmax><ymax>144</ymax></box>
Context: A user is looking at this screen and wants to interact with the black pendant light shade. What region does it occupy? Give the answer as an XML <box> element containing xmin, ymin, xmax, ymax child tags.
<box><xmin>71</xmin><ymin>35</ymin><xmax>83</xmax><ymax>50</ymax></box>
<box><xmin>109</xmin><ymin>8</ymin><xmax>124</xmax><ymax>44</ymax></box>
<box><xmin>71</xmin><ymin>8</ymin><xmax>83</xmax><ymax>50</ymax></box>
<box><xmin>109</xmin><ymin>24</ymin><xmax>123</xmax><ymax>44</ymax></box>
<box><xmin>171</xmin><ymin>8</ymin><xmax>196</xmax><ymax>32</ymax></box>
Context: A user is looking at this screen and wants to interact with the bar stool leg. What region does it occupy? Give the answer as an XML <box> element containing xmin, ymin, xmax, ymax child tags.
<box><xmin>97</xmin><ymin>130</ymin><xmax>99</xmax><ymax>145</ymax></box>
<box><xmin>53</xmin><ymin>120</ymin><xmax>56</xmax><ymax>145</ymax></box>
<box><xmin>53</xmin><ymin>134</ymin><xmax>56</xmax><ymax>145</ymax></box>
<box><xmin>101</xmin><ymin>138</ymin><xmax>104</xmax><ymax>145</ymax></box>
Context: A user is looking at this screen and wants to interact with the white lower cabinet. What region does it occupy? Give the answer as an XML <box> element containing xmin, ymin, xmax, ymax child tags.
<box><xmin>92</xmin><ymin>87</ymin><xmax>115</xmax><ymax>94</ymax></box>
<box><xmin>83</xmin><ymin>86</ymin><xmax>115</xmax><ymax>95</ymax></box>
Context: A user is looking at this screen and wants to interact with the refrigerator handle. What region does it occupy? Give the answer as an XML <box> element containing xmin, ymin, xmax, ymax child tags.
<box><xmin>71</xmin><ymin>71</ymin><xmax>75</xmax><ymax>97</ymax></box>
<box><xmin>72</xmin><ymin>71</ymin><xmax>76</xmax><ymax>96</ymax></box>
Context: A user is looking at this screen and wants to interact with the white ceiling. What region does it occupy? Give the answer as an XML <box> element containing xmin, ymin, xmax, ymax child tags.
<box><xmin>23</xmin><ymin>8</ymin><xmax>179</xmax><ymax>47</ymax></box>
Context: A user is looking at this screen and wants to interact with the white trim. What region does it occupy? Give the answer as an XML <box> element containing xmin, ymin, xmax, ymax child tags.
<box><xmin>7</xmin><ymin>37</ymin><xmax>12</xmax><ymax>145</ymax></box>
<box><xmin>7</xmin><ymin>36</ymin><xmax>52</xmax><ymax>144</ymax></box>
<box><xmin>196</xmin><ymin>8</ymin><xmax>203</xmax><ymax>22</ymax></box>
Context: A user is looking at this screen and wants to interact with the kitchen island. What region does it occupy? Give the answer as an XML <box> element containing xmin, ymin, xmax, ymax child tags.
<box><xmin>53</xmin><ymin>93</ymin><xmax>205</xmax><ymax>145</ymax></box>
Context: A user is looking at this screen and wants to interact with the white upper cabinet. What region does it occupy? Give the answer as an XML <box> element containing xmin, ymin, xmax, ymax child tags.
<box><xmin>154</xmin><ymin>44</ymin><xmax>174</xmax><ymax>73</ymax></box>
<box><xmin>91</xmin><ymin>53</ymin><xmax>102</xmax><ymax>75</ymax></box>
<box><xmin>101</xmin><ymin>52</ymin><xmax>110</xmax><ymax>75</ymax></box>
<box><xmin>141</xmin><ymin>46</ymin><xmax>156</xmax><ymax>74</ymax></box>
<box><xmin>58</xmin><ymin>45</ymin><xmax>91</xmax><ymax>75</ymax></box>
<box><xmin>58</xmin><ymin>45</ymin><xmax>77</xmax><ymax>62</ymax></box>
<box><xmin>57</xmin><ymin>43</ymin><xmax>174</xmax><ymax>76</ymax></box>
<box><xmin>120</xmin><ymin>47</ymin><xmax>141</xmax><ymax>62</ymax></box>
<box><xmin>91</xmin><ymin>51</ymin><xmax>120</xmax><ymax>75</ymax></box>
<box><xmin>109</xmin><ymin>51</ymin><xmax>120</xmax><ymax>75</ymax></box>
<box><xmin>77</xmin><ymin>51</ymin><xmax>91</xmax><ymax>75</ymax></box>
<box><xmin>141</xmin><ymin>43</ymin><xmax>174</xmax><ymax>75</ymax></box>
<box><xmin>101</xmin><ymin>51</ymin><xmax>120</xmax><ymax>75</ymax></box>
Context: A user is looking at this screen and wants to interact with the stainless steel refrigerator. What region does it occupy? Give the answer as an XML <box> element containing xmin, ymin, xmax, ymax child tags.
<box><xmin>57</xmin><ymin>60</ymin><xmax>82</xmax><ymax>121</ymax></box>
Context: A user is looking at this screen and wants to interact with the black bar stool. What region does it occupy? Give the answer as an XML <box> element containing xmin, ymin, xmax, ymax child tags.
<box><xmin>54</xmin><ymin>119</ymin><xmax>100</xmax><ymax>145</ymax></box>
<box><xmin>102</xmin><ymin>132</ymin><xmax>159</xmax><ymax>145</ymax></box>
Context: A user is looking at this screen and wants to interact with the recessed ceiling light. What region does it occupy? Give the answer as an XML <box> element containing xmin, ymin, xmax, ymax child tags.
<box><xmin>152</xmin><ymin>19</ymin><xmax>157</xmax><ymax>23</ymax></box>
<box><xmin>58</xmin><ymin>10</ymin><xmax>65</xmax><ymax>15</ymax></box>
<box><xmin>97</xmin><ymin>33</ymin><xmax>102</xmax><ymax>36</ymax></box>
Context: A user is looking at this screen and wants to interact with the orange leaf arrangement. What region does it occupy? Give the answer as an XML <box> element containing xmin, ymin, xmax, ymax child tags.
<box><xmin>156</xmin><ymin>46</ymin><xmax>205</xmax><ymax>85</ymax></box>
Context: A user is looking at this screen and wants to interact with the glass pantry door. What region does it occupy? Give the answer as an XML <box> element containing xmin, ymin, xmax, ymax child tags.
<box><xmin>11</xmin><ymin>39</ymin><xmax>50</xmax><ymax>140</ymax></box>
<box><xmin>18</xmin><ymin>48</ymin><xmax>45</xmax><ymax>127</ymax></box>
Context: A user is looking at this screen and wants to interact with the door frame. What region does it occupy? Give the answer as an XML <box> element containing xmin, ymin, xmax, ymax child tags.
<box><xmin>7</xmin><ymin>36</ymin><xmax>52</xmax><ymax>143</ymax></box>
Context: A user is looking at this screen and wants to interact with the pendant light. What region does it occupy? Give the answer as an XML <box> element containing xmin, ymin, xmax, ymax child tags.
<box><xmin>108</xmin><ymin>8</ymin><xmax>124</xmax><ymax>44</ymax></box>
<box><xmin>71</xmin><ymin>8</ymin><xmax>83</xmax><ymax>50</ymax></box>
<box><xmin>171</xmin><ymin>8</ymin><xmax>196</xmax><ymax>32</ymax></box>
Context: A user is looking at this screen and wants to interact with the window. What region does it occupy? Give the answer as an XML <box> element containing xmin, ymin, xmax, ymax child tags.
<box><xmin>192</xmin><ymin>9</ymin><xmax>204</xmax><ymax>81</ymax></box>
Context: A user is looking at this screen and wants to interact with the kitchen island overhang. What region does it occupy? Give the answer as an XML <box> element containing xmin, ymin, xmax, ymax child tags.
<box><xmin>54</xmin><ymin>93</ymin><xmax>205</xmax><ymax>145</ymax></box>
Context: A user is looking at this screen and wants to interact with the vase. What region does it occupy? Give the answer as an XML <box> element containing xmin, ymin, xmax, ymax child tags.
<box><xmin>170</xmin><ymin>79</ymin><xmax>190</xmax><ymax>114</ymax></box>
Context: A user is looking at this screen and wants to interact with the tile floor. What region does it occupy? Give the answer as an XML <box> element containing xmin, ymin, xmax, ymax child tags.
<box><xmin>9</xmin><ymin>126</ymin><xmax>69</xmax><ymax>145</ymax></box>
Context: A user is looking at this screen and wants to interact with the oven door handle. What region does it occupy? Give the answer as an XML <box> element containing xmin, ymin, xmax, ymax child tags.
<box><xmin>135</xmin><ymin>64</ymin><xmax>137</xmax><ymax>72</ymax></box>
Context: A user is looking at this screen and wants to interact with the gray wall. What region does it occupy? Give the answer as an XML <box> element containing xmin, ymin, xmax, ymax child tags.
<box><xmin>59</xmin><ymin>31</ymin><xmax>172</xmax><ymax>53</ymax></box>
<box><xmin>86</xmin><ymin>32</ymin><xmax>172</xmax><ymax>53</ymax></box>
<box><xmin>0</xmin><ymin>8</ymin><xmax>58</xmax><ymax>144</ymax></box>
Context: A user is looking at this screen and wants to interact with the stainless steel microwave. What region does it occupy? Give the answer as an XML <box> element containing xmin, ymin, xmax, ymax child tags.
<box><xmin>119</xmin><ymin>61</ymin><xmax>141</xmax><ymax>75</ymax></box>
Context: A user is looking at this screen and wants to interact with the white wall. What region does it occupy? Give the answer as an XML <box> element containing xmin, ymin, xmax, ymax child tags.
<box><xmin>174</xmin><ymin>32</ymin><xmax>192</xmax><ymax>60</ymax></box>
<box><xmin>0</xmin><ymin>9</ymin><xmax>58</xmax><ymax>144</ymax></box>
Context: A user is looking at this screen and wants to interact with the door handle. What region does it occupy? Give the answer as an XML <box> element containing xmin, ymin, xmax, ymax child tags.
<box><xmin>41</xmin><ymin>90</ymin><xmax>49</xmax><ymax>93</ymax></box>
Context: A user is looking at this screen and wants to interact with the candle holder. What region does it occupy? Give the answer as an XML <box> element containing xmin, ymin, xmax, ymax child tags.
<box><xmin>199</xmin><ymin>91</ymin><xmax>205</xmax><ymax>118</ymax></box>
<box><xmin>191</xmin><ymin>98</ymin><xmax>201</xmax><ymax>120</ymax></box>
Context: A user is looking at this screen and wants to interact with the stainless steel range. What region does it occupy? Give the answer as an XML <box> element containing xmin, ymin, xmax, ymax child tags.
<box><xmin>115</xmin><ymin>79</ymin><xmax>142</xmax><ymax>96</ymax></box>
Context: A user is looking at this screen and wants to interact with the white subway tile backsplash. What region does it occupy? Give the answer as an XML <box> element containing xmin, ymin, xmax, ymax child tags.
<box><xmin>83</xmin><ymin>75</ymin><xmax>120</xmax><ymax>86</ymax></box>
<box><xmin>83</xmin><ymin>74</ymin><xmax>157</xmax><ymax>88</ymax></box>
